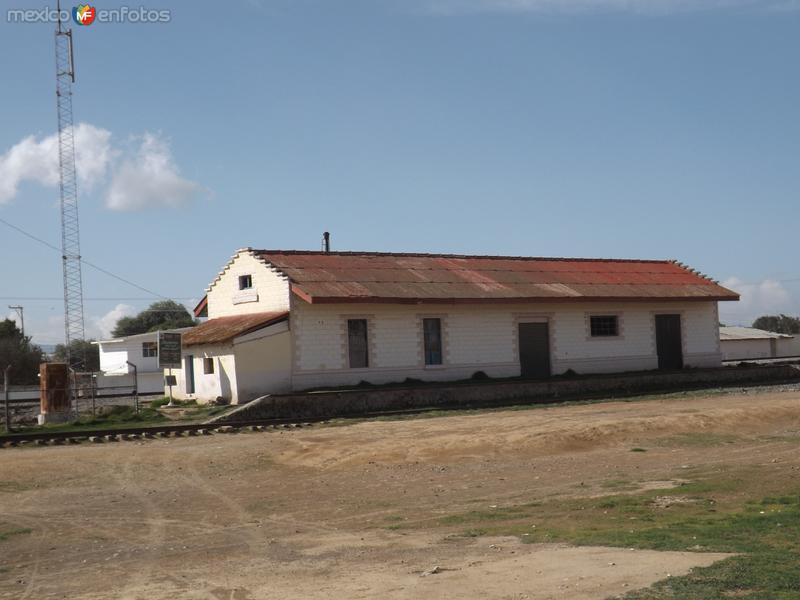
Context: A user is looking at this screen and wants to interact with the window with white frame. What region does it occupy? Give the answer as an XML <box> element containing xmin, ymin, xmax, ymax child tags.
<box><xmin>590</xmin><ymin>315</ymin><xmax>619</xmax><ymax>337</ymax></box>
<box><xmin>142</xmin><ymin>341</ymin><xmax>158</xmax><ymax>358</ymax></box>
<box><xmin>238</xmin><ymin>274</ymin><xmax>253</xmax><ymax>290</ymax></box>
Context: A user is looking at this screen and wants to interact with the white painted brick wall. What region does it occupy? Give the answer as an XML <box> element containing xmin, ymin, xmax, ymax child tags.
<box><xmin>206</xmin><ymin>252</ymin><xmax>290</xmax><ymax>318</ymax></box>
<box><xmin>290</xmin><ymin>300</ymin><xmax>723</xmax><ymax>389</ymax></box>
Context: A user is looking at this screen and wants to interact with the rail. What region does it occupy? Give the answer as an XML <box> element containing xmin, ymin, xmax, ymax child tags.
<box><xmin>0</xmin><ymin>415</ymin><xmax>329</xmax><ymax>447</ymax></box>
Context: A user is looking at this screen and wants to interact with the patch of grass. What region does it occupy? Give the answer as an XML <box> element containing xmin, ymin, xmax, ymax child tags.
<box><xmin>460</xmin><ymin>528</ymin><xmax>488</xmax><ymax>538</ymax></box>
<box><xmin>149</xmin><ymin>398</ymin><xmax>199</xmax><ymax>409</ymax></box>
<box><xmin>431</xmin><ymin>471</ymin><xmax>800</xmax><ymax>599</ymax></box>
<box><xmin>0</xmin><ymin>527</ymin><xmax>32</xmax><ymax>542</ymax></box>
<box><xmin>2</xmin><ymin>401</ymin><xmax>229</xmax><ymax>439</ymax></box>
<box><xmin>601</xmin><ymin>478</ymin><xmax>638</xmax><ymax>491</ymax></box>
<box><xmin>0</xmin><ymin>481</ymin><xmax>34</xmax><ymax>493</ymax></box>
<box><xmin>384</xmin><ymin>515</ymin><xmax>404</xmax><ymax>522</ymax></box>
<box><xmin>3</xmin><ymin>405</ymin><xmax>167</xmax><ymax>437</ymax></box>
<box><xmin>438</xmin><ymin>504</ymin><xmax>535</xmax><ymax>526</ymax></box>
<box><xmin>655</xmin><ymin>432</ymin><xmax>742</xmax><ymax>448</ymax></box>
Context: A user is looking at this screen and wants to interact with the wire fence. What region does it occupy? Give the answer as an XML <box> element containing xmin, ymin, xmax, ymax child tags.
<box><xmin>2</xmin><ymin>369</ymin><xmax>165</xmax><ymax>430</ymax></box>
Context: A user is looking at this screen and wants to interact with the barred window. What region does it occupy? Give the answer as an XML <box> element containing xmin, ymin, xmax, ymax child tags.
<box><xmin>423</xmin><ymin>318</ymin><xmax>443</xmax><ymax>365</ymax></box>
<box><xmin>590</xmin><ymin>315</ymin><xmax>619</xmax><ymax>337</ymax></box>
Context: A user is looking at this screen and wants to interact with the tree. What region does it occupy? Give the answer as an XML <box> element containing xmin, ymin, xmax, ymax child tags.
<box><xmin>752</xmin><ymin>314</ymin><xmax>800</xmax><ymax>335</ymax></box>
<box><xmin>0</xmin><ymin>319</ymin><xmax>44</xmax><ymax>385</ymax></box>
<box><xmin>53</xmin><ymin>339</ymin><xmax>100</xmax><ymax>372</ymax></box>
<box><xmin>111</xmin><ymin>300</ymin><xmax>196</xmax><ymax>338</ymax></box>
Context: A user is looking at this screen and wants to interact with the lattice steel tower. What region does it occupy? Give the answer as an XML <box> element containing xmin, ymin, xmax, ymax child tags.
<box><xmin>55</xmin><ymin>3</ymin><xmax>86</xmax><ymax>368</ymax></box>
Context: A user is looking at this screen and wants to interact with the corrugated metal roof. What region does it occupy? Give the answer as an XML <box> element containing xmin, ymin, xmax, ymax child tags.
<box><xmin>94</xmin><ymin>327</ymin><xmax>194</xmax><ymax>345</ymax></box>
<box><xmin>183</xmin><ymin>311</ymin><xmax>288</xmax><ymax>347</ymax></box>
<box><xmin>720</xmin><ymin>326</ymin><xmax>793</xmax><ymax>341</ymax></box>
<box><xmin>250</xmin><ymin>250</ymin><xmax>739</xmax><ymax>304</ymax></box>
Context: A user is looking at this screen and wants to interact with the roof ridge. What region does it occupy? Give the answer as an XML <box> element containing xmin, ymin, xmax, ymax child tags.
<box><xmin>253</xmin><ymin>249</ymin><xmax>672</xmax><ymax>264</ymax></box>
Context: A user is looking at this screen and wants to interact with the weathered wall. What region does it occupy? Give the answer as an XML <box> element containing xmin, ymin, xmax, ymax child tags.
<box><xmin>219</xmin><ymin>364</ymin><xmax>800</xmax><ymax>422</ymax></box>
<box><xmin>170</xmin><ymin>324</ymin><xmax>291</xmax><ymax>405</ymax></box>
<box><xmin>776</xmin><ymin>336</ymin><xmax>800</xmax><ymax>358</ymax></box>
<box><xmin>168</xmin><ymin>344</ymin><xmax>238</xmax><ymax>403</ymax></box>
<box><xmin>721</xmin><ymin>338</ymin><xmax>774</xmax><ymax>361</ymax></box>
<box><xmin>290</xmin><ymin>300</ymin><xmax>723</xmax><ymax>390</ymax></box>
<box><xmin>97</xmin><ymin>334</ymin><xmax>163</xmax><ymax>375</ymax></box>
<box><xmin>234</xmin><ymin>324</ymin><xmax>293</xmax><ymax>403</ymax></box>
<box><xmin>206</xmin><ymin>251</ymin><xmax>290</xmax><ymax>318</ymax></box>
<box><xmin>97</xmin><ymin>344</ymin><xmax>131</xmax><ymax>375</ymax></box>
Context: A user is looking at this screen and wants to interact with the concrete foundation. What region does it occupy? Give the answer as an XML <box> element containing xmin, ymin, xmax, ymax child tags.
<box><xmin>214</xmin><ymin>364</ymin><xmax>800</xmax><ymax>423</ymax></box>
<box><xmin>37</xmin><ymin>411</ymin><xmax>73</xmax><ymax>425</ymax></box>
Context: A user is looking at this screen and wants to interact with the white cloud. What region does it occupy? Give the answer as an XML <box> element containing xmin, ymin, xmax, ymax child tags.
<box><xmin>0</xmin><ymin>125</ymin><xmax>203</xmax><ymax>211</ymax></box>
<box><xmin>105</xmin><ymin>133</ymin><xmax>204</xmax><ymax>211</ymax></box>
<box><xmin>426</xmin><ymin>0</ymin><xmax>800</xmax><ymax>14</ymax></box>
<box><xmin>720</xmin><ymin>277</ymin><xmax>794</xmax><ymax>325</ymax></box>
<box><xmin>90</xmin><ymin>303</ymin><xmax>137</xmax><ymax>340</ymax></box>
<box><xmin>0</xmin><ymin>123</ymin><xmax>114</xmax><ymax>205</ymax></box>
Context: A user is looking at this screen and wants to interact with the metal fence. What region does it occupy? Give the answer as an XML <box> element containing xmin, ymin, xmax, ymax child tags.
<box><xmin>3</xmin><ymin>368</ymin><xmax>162</xmax><ymax>430</ymax></box>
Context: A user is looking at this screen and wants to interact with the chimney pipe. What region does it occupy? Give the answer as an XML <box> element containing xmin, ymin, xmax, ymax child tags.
<box><xmin>322</xmin><ymin>231</ymin><xmax>330</xmax><ymax>253</ymax></box>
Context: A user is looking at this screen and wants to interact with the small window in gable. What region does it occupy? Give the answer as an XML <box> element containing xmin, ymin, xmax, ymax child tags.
<box><xmin>239</xmin><ymin>275</ymin><xmax>253</xmax><ymax>290</ymax></box>
<box><xmin>590</xmin><ymin>315</ymin><xmax>619</xmax><ymax>337</ymax></box>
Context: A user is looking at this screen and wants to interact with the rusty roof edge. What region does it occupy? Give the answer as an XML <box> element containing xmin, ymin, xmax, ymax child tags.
<box><xmin>293</xmin><ymin>293</ymin><xmax>740</xmax><ymax>305</ymax></box>
<box><xmin>183</xmin><ymin>311</ymin><xmax>289</xmax><ymax>346</ymax></box>
<box><xmin>193</xmin><ymin>295</ymin><xmax>208</xmax><ymax>317</ymax></box>
<box><xmin>230</xmin><ymin>313</ymin><xmax>289</xmax><ymax>342</ymax></box>
<box><xmin>255</xmin><ymin>249</ymin><xmax>678</xmax><ymax>264</ymax></box>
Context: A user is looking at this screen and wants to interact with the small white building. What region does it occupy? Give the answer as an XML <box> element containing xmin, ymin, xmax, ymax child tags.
<box><xmin>719</xmin><ymin>326</ymin><xmax>797</xmax><ymax>361</ymax></box>
<box><xmin>167</xmin><ymin>248</ymin><xmax>739</xmax><ymax>405</ymax></box>
<box><xmin>94</xmin><ymin>328</ymin><xmax>193</xmax><ymax>395</ymax></box>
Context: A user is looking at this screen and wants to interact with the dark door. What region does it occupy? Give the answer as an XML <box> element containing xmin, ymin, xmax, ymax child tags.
<box><xmin>518</xmin><ymin>322</ymin><xmax>551</xmax><ymax>378</ymax></box>
<box><xmin>655</xmin><ymin>314</ymin><xmax>683</xmax><ymax>370</ymax></box>
<box><xmin>185</xmin><ymin>355</ymin><xmax>195</xmax><ymax>394</ymax></box>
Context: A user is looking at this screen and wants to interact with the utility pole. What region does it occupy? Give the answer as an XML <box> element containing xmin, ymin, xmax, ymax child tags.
<box><xmin>7</xmin><ymin>305</ymin><xmax>24</xmax><ymax>338</ymax></box>
<box><xmin>55</xmin><ymin>0</ymin><xmax>87</xmax><ymax>369</ymax></box>
<box><xmin>4</xmin><ymin>365</ymin><xmax>11</xmax><ymax>434</ymax></box>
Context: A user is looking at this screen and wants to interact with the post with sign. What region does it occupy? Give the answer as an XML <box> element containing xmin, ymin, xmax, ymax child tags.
<box><xmin>158</xmin><ymin>331</ymin><xmax>182</xmax><ymax>407</ymax></box>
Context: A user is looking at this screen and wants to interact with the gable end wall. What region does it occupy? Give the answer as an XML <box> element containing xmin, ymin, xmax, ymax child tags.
<box><xmin>206</xmin><ymin>252</ymin><xmax>291</xmax><ymax>318</ymax></box>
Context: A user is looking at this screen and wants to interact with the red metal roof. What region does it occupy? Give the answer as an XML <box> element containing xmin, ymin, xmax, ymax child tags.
<box><xmin>183</xmin><ymin>311</ymin><xmax>288</xmax><ymax>347</ymax></box>
<box><xmin>252</xmin><ymin>251</ymin><xmax>739</xmax><ymax>304</ymax></box>
<box><xmin>193</xmin><ymin>295</ymin><xmax>208</xmax><ymax>318</ymax></box>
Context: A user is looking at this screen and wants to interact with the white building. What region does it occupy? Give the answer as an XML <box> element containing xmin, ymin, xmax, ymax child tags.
<box><xmin>167</xmin><ymin>248</ymin><xmax>739</xmax><ymax>405</ymax></box>
<box><xmin>94</xmin><ymin>328</ymin><xmax>193</xmax><ymax>395</ymax></box>
<box><xmin>719</xmin><ymin>326</ymin><xmax>797</xmax><ymax>361</ymax></box>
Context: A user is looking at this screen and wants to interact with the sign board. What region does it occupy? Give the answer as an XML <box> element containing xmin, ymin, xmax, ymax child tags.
<box><xmin>164</xmin><ymin>375</ymin><xmax>177</xmax><ymax>386</ymax></box>
<box><xmin>158</xmin><ymin>332</ymin><xmax>182</xmax><ymax>369</ymax></box>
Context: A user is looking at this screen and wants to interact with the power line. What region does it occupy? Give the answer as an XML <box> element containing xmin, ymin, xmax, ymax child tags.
<box><xmin>0</xmin><ymin>216</ymin><xmax>170</xmax><ymax>299</ymax></box>
<box><xmin>0</xmin><ymin>297</ymin><xmax>196</xmax><ymax>301</ymax></box>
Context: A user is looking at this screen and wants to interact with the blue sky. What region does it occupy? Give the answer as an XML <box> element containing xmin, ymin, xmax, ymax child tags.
<box><xmin>1</xmin><ymin>0</ymin><xmax>799</xmax><ymax>343</ymax></box>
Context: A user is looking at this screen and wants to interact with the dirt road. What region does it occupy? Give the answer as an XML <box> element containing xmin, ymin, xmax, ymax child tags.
<box><xmin>2</xmin><ymin>387</ymin><xmax>799</xmax><ymax>599</ymax></box>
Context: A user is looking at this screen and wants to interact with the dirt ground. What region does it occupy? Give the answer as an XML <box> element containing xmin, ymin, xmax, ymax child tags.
<box><xmin>2</xmin><ymin>387</ymin><xmax>800</xmax><ymax>600</ymax></box>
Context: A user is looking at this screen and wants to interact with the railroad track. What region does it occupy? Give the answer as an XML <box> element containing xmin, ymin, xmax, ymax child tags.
<box><xmin>0</xmin><ymin>418</ymin><xmax>327</xmax><ymax>448</ymax></box>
